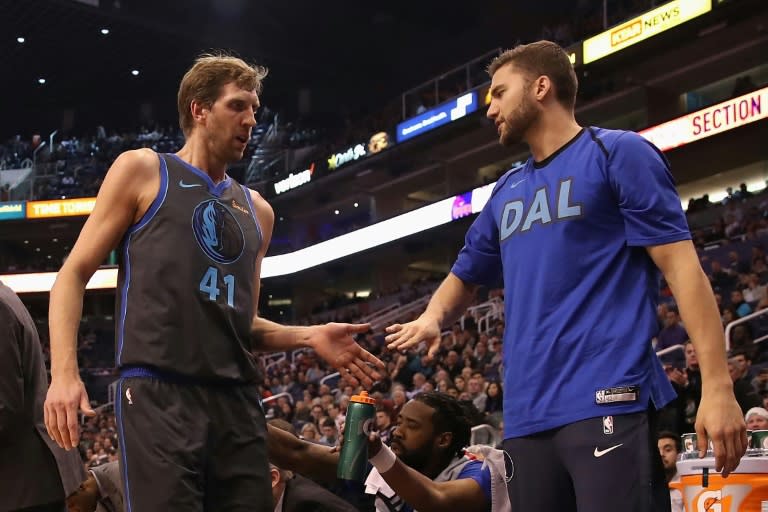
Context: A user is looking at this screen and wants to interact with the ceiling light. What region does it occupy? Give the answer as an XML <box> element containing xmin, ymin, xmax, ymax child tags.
<box><xmin>131</xmin><ymin>69</ymin><xmax>139</xmax><ymax>76</ymax></box>
<box><xmin>17</xmin><ymin>37</ymin><xmax>25</xmax><ymax>43</ymax></box>
<box><xmin>354</xmin><ymin>202</ymin><xmax>359</xmax><ymax>208</ymax></box>
<box><xmin>334</xmin><ymin>209</ymin><xmax>340</xmax><ymax>215</ymax></box>
<box><xmin>38</xmin><ymin>78</ymin><xmax>46</xmax><ymax>85</ymax></box>
<box><xmin>100</xmin><ymin>28</ymin><xmax>110</xmax><ymax>35</ymax></box>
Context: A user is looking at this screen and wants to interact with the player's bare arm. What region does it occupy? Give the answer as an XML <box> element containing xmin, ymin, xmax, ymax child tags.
<box><xmin>367</xmin><ymin>434</ymin><xmax>489</xmax><ymax>512</ymax></box>
<box><xmin>266</xmin><ymin>424</ymin><xmax>339</xmax><ymax>483</ymax></box>
<box><xmin>647</xmin><ymin>239</ymin><xmax>748</xmax><ymax>476</ymax></box>
<box><xmin>385</xmin><ymin>272</ymin><xmax>479</xmax><ymax>358</ymax></box>
<box><xmin>45</xmin><ymin>148</ymin><xmax>160</xmax><ymax>449</ymax></box>
<box><xmin>246</xmin><ymin>189</ymin><xmax>385</xmax><ymax>386</ymax></box>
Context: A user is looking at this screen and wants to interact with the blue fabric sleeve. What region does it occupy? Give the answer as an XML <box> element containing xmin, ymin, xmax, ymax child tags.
<box><xmin>606</xmin><ymin>131</ymin><xmax>691</xmax><ymax>247</ymax></box>
<box><xmin>456</xmin><ymin>460</ymin><xmax>492</xmax><ymax>504</ymax></box>
<box><xmin>450</xmin><ymin>199</ymin><xmax>503</xmax><ymax>287</ymax></box>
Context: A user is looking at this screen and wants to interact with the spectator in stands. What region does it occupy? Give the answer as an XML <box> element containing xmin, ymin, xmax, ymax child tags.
<box><xmin>318</xmin><ymin>418</ymin><xmax>339</xmax><ymax>446</ymax></box>
<box><xmin>442</xmin><ymin>350</ymin><xmax>463</xmax><ymax>380</ymax></box>
<box><xmin>657</xmin><ymin>432</ymin><xmax>683</xmax><ymax>512</ymax></box>
<box><xmin>376</xmin><ymin>408</ymin><xmax>396</xmax><ymax>446</ymax></box>
<box><xmin>722</xmin><ymin>306</ymin><xmax>737</xmax><ymax>327</ymax></box>
<box><xmin>731</xmin><ymin>290</ymin><xmax>753</xmax><ymax>318</ymax></box>
<box><xmin>656</xmin><ymin>309</ymin><xmax>688</xmax><ymax>366</ymax></box>
<box><xmin>467</xmin><ymin>376</ymin><xmax>487</xmax><ymax>413</ymax></box>
<box><xmin>729</xmin><ymin>349</ymin><xmax>762</xmax><ymax>414</ymax></box>
<box><xmin>743</xmin><ymin>273</ymin><xmax>767</xmax><ymax>304</ymax></box>
<box><xmin>391</xmin><ymin>388</ymin><xmax>407</xmax><ymax>419</ymax></box>
<box><xmin>300</xmin><ymin>423</ymin><xmax>320</xmax><ymax>443</ymax></box>
<box><xmin>728</xmin><ymin>251</ymin><xmax>751</xmax><ymax>276</ymax></box>
<box><xmin>408</xmin><ymin>373</ymin><xmax>429</xmax><ymax>399</ymax></box>
<box><xmin>710</xmin><ymin>260</ymin><xmax>736</xmax><ymax>290</ymax></box>
<box><xmin>682</xmin><ymin>341</ymin><xmax>702</xmax><ymax>432</ymax></box>
<box><xmin>745</xmin><ymin>407</ymin><xmax>768</xmax><ymax>430</ymax></box>
<box><xmin>753</xmin><ymin>368</ymin><xmax>768</xmax><ymax>395</ymax></box>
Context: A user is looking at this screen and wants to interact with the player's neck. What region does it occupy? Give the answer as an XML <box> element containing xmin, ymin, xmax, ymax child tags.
<box><xmin>525</xmin><ymin>111</ymin><xmax>582</xmax><ymax>165</ymax></box>
<box><xmin>175</xmin><ymin>139</ymin><xmax>228</xmax><ymax>184</ymax></box>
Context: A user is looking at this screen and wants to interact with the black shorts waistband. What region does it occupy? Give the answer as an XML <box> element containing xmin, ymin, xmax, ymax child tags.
<box><xmin>119</xmin><ymin>365</ymin><xmax>252</xmax><ymax>387</ymax></box>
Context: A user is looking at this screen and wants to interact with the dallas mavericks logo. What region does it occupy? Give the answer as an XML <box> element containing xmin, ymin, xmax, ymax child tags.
<box><xmin>192</xmin><ymin>199</ymin><xmax>245</xmax><ymax>263</ymax></box>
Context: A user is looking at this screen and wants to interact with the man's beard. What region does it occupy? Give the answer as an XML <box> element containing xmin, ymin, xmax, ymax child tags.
<box><xmin>500</xmin><ymin>96</ymin><xmax>538</xmax><ymax>147</ymax></box>
<box><xmin>664</xmin><ymin>463</ymin><xmax>677</xmax><ymax>482</ymax></box>
<box><xmin>391</xmin><ymin>439</ymin><xmax>433</xmax><ymax>473</ymax></box>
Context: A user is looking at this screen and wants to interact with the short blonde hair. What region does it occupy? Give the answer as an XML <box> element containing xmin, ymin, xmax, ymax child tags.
<box><xmin>177</xmin><ymin>52</ymin><xmax>268</xmax><ymax>136</ymax></box>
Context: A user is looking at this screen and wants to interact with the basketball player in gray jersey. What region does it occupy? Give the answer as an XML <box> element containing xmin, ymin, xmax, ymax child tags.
<box><xmin>44</xmin><ymin>54</ymin><xmax>384</xmax><ymax>512</ymax></box>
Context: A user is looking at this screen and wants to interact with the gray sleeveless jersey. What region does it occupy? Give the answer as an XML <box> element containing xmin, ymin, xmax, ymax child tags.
<box><xmin>115</xmin><ymin>153</ymin><xmax>262</xmax><ymax>382</ymax></box>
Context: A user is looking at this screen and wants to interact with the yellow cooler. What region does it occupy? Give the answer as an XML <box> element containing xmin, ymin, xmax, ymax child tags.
<box><xmin>671</xmin><ymin>457</ymin><xmax>768</xmax><ymax>511</ymax></box>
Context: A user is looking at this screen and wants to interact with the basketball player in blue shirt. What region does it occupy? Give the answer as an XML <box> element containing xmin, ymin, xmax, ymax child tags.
<box><xmin>385</xmin><ymin>41</ymin><xmax>746</xmax><ymax>511</ymax></box>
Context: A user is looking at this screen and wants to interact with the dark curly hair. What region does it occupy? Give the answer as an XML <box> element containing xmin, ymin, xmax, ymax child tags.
<box><xmin>414</xmin><ymin>391</ymin><xmax>472</xmax><ymax>457</ymax></box>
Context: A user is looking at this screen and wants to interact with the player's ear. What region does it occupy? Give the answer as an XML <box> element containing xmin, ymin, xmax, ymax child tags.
<box><xmin>435</xmin><ymin>431</ymin><xmax>453</xmax><ymax>450</ymax></box>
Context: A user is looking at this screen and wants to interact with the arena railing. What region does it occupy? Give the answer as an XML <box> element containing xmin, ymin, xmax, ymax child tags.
<box><xmin>469</xmin><ymin>424</ymin><xmax>502</xmax><ymax>448</ymax></box>
<box><xmin>655</xmin><ymin>344</ymin><xmax>685</xmax><ymax>359</ymax></box>
<box><xmin>369</xmin><ymin>295</ymin><xmax>431</xmax><ymax>332</ymax></box>
<box><xmin>725</xmin><ymin>306</ymin><xmax>768</xmax><ymax>351</ymax></box>
<box><xmin>263</xmin><ymin>392</ymin><xmax>294</xmax><ymax>406</ymax></box>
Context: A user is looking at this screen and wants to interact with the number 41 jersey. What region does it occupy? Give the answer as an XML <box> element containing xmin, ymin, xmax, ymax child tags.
<box><xmin>115</xmin><ymin>153</ymin><xmax>262</xmax><ymax>382</ymax></box>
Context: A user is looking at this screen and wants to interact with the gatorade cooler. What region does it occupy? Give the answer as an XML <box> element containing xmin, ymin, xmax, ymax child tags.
<box><xmin>670</xmin><ymin>457</ymin><xmax>768</xmax><ymax>511</ymax></box>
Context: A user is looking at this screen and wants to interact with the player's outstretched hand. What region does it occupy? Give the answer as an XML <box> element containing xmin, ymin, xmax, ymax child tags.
<box><xmin>309</xmin><ymin>322</ymin><xmax>385</xmax><ymax>388</ymax></box>
<box><xmin>695</xmin><ymin>387</ymin><xmax>748</xmax><ymax>477</ymax></box>
<box><xmin>44</xmin><ymin>375</ymin><xmax>96</xmax><ymax>450</ymax></box>
<box><xmin>384</xmin><ymin>315</ymin><xmax>441</xmax><ymax>359</ymax></box>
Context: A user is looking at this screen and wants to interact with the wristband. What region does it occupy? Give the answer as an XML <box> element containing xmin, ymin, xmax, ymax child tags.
<box><xmin>369</xmin><ymin>443</ymin><xmax>397</xmax><ymax>473</ymax></box>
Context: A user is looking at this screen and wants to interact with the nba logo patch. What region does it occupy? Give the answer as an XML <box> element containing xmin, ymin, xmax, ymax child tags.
<box><xmin>603</xmin><ymin>416</ymin><xmax>614</xmax><ymax>435</ymax></box>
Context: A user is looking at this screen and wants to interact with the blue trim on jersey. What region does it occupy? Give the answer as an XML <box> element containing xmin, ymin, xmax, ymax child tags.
<box><xmin>127</xmin><ymin>155</ymin><xmax>169</xmax><ymax>234</ymax></box>
<box><xmin>117</xmin><ymin>154</ymin><xmax>169</xmax><ymax>365</ymax></box>
<box><xmin>241</xmin><ymin>184</ymin><xmax>263</xmax><ymax>248</ymax></box>
<box><xmin>168</xmin><ymin>153</ymin><xmax>232</xmax><ymax>197</ymax></box>
<box><xmin>119</xmin><ymin>364</ymin><xmax>250</xmax><ymax>386</ymax></box>
<box><xmin>115</xmin><ymin>380</ymin><xmax>134</xmax><ymax>512</ymax></box>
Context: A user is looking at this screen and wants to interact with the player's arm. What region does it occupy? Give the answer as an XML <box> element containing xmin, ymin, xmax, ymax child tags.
<box><xmin>46</xmin><ymin>148</ymin><xmax>159</xmax><ymax>449</ymax></box>
<box><xmin>245</xmin><ymin>190</ymin><xmax>314</xmax><ymax>352</ymax></box>
<box><xmin>374</xmin><ymin>456</ymin><xmax>488</xmax><ymax>512</ymax></box>
<box><xmin>246</xmin><ymin>190</ymin><xmax>384</xmax><ymax>385</ymax></box>
<box><xmin>266</xmin><ymin>424</ymin><xmax>339</xmax><ymax>483</ymax></box>
<box><xmin>647</xmin><ymin>240</ymin><xmax>747</xmax><ymax>475</ymax></box>
<box><xmin>385</xmin><ymin>273</ymin><xmax>478</xmax><ymax>355</ymax></box>
<box><xmin>386</xmin><ymin>182</ymin><xmax>502</xmax><ymax>358</ymax></box>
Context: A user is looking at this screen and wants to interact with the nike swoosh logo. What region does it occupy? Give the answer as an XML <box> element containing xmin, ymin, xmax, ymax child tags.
<box><xmin>179</xmin><ymin>180</ymin><xmax>202</xmax><ymax>188</ymax></box>
<box><xmin>594</xmin><ymin>444</ymin><xmax>623</xmax><ymax>457</ymax></box>
<box><xmin>510</xmin><ymin>179</ymin><xmax>526</xmax><ymax>189</ymax></box>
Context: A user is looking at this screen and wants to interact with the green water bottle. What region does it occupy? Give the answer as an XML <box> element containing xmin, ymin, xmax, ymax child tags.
<box><xmin>337</xmin><ymin>390</ymin><xmax>377</xmax><ymax>481</ymax></box>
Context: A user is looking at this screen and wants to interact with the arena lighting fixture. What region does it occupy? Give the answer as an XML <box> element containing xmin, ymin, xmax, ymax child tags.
<box><xmin>334</xmin><ymin>209</ymin><xmax>340</xmax><ymax>215</ymax></box>
<box><xmin>38</xmin><ymin>78</ymin><xmax>46</xmax><ymax>85</ymax></box>
<box><xmin>3</xmin><ymin>181</ymin><xmax>498</xmax><ymax>292</ymax></box>
<box><xmin>131</xmin><ymin>69</ymin><xmax>140</xmax><ymax>76</ymax></box>
<box><xmin>354</xmin><ymin>202</ymin><xmax>359</xmax><ymax>208</ymax></box>
<box><xmin>100</xmin><ymin>28</ymin><xmax>110</xmax><ymax>35</ymax></box>
<box><xmin>17</xmin><ymin>37</ymin><xmax>25</xmax><ymax>43</ymax></box>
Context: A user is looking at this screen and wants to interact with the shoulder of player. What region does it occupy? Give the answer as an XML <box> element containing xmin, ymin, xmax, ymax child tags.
<box><xmin>244</xmin><ymin>187</ymin><xmax>275</xmax><ymax>225</ymax></box>
<box><xmin>589</xmin><ymin>127</ymin><xmax>650</xmax><ymax>156</ymax></box>
<box><xmin>107</xmin><ymin>148</ymin><xmax>160</xmax><ymax>184</ymax></box>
